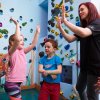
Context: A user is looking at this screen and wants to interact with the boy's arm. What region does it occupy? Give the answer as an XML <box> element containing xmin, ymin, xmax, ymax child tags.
<box><xmin>9</xmin><ymin>18</ymin><xmax>21</xmax><ymax>55</ymax></box>
<box><xmin>51</xmin><ymin>75</ymin><xmax>57</xmax><ymax>79</ymax></box>
<box><xmin>45</xmin><ymin>65</ymin><xmax>62</xmax><ymax>75</ymax></box>
<box><xmin>24</xmin><ymin>25</ymin><xmax>40</xmax><ymax>54</ymax></box>
<box><xmin>38</xmin><ymin>64</ymin><xmax>49</xmax><ymax>77</ymax></box>
<box><xmin>38</xmin><ymin>64</ymin><xmax>45</xmax><ymax>73</ymax></box>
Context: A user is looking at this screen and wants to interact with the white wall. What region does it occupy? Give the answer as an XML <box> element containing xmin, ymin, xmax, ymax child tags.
<box><xmin>91</xmin><ymin>0</ymin><xmax>100</xmax><ymax>12</ymax></box>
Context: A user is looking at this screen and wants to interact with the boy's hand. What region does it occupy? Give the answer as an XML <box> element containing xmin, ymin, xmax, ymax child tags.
<box><xmin>51</xmin><ymin>75</ymin><xmax>57</xmax><ymax>79</ymax></box>
<box><xmin>42</xmin><ymin>70</ymin><xmax>48</xmax><ymax>77</ymax></box>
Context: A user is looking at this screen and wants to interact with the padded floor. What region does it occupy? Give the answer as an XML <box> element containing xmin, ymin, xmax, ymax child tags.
<box><xmin>0</xmin><ymin>88</ymin><xmax>39</xmax><ymax>100</ymax></box>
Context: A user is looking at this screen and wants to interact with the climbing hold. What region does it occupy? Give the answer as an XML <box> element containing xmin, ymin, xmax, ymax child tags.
<box><xmin>3</xmin><ymin>47</ymin><xmax>8</xmax><ymax>50</ymax></box>
<box><xmin>58</xmin><ymin>44</ymin><xmax>63</xmax><ymax>48</ymax></box>
<box><xmin>69</xmin><ymin>0</ymin><xmax>74</xmax><ymax>5</ymax></box>
<box><xmin>60</xmin><ymin>50</ymin><xmax>63</xmax><ymax>54</ymax></box>
<box><xmin>61</xmin><ymin>57</ymin><xmax>64</xmax><ymax>61</ymax></box>
<box><xmin>22</xmin><ymin>22</ymin><xmax>27</xmax><ymax>26</ymax></box>
<box><xmin>33</xmin><ymin>46</ymin><xmax>36</xmax><ymax>51</ymax></box>
<box><xmin>29</xmin><ymin>59</ymin><xmax>32</xmax><ymax>63</ymax></box>
<box><xmin>51</xmin><ymin>2</ymin><xmax>55</xmax><ymax>7</ymax></box>
<box><xmin>30</xmin><ymin>19</ymin><xmax>33</xmax><ymax>22</ymax></box>
<box><xmin>4</xmin><ymin>34</ymin><xmax>8</xmax><ymax>39</ymax></box>
<box><xmin>64</xmin><ymin>29</ymin><xmax>69</xmax><ymax>33</ymax></box>
<box><xmin>0</xmin><ymin>33</ymin><xmax>3</xmax><ymax>38</ymax></box>
<box><xmin>51</xmin><ymin>29</ymin><xmax>55</xmax><ymax>33</ymax></box>
<box><xmin>19</xmin><ymin>16</ymin><xmax>23</xmax><ymax>20</ymax></box>
<box><xmin>65</xmin><ymin>12</ymin><xmax>69</xmax><ymax>17</ymax></box>
<box><xmin>70</xmin><ymin>6</ymin><xmax>74</xmax><ymax>11</ymax></box>
<box><xmin>24</xmin><ymin>38</ymin><xmax>27</xmax><ymax>41</ymax></box>
<box><xmin>48</xmin><ymin>34</ymin><xmax>55</xmax><ymax>39</ymax></box>
<box><xmin>76</xmin><ymin>22</ymin><xmax>80</xmax><ymax>26</ymax></box>
<box><xmin>39</xmin><ymin>51</ymin><xmax>44</xmax><ymax>58</ymax></box>
<box><xmin>30</xmin><ymin>29</ymin><xmax>33</xmax><ymax>33</ymax></box>
<box><xmin>55</xmin><ymin>31</ymin><xmax>59</xmax><ymax>36</ymax></box>
<box><xmin>65</xmin><ymin>6</ymin><xmax>69</xmax><ymax>11</ymax></box>
<box><xmin>48</xmin><ymin>27</ymin><xmax>50</xmax><ymax>32</ymax></box>
<box><xmin>64</xmin><ymin>44</ymin><xmax>70</xmax><ymax>50</ymax></box>
<box><xmin>0</xmin><ymin>22</ymin><xmax>2</xmax><ymax>27</ymax></box>
<box><xmin>70</xmin><ymin>14</ymin><xmax>74</xmax><ymax>19</ymax></box>
<box><xmin>2</xmin><ymin>29</ymin><xmax>8</xmax><ymax>34</ymax></box>
<box><xmin>76</xmin><ymin>16</ymin><xmax>79</xmax><ymax>21</ymax></box>
<box><xmin>65</xmin><ymin>53</ymin><xmax>69</xmax><ymax>57</ymax></box>
<box><xmin>0</xmin><ymin>10</ymin><xmax>3</xmax><ymax>15</ymax></box>
<box><xmin>10</xmin><ymin>8</ymin><xmax>14</xmax><ymax>12</ymax></box>
<box><xmin>59</xmin><ymin>33</ymin><xmax>63</xmax><ymax>39</ymax></box>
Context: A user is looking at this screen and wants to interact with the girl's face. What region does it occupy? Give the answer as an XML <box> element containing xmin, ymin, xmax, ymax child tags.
<box><xmin>17</xmin><ymin>35</ymin><xmax>24</xmax><ymax>50</ymax></box>
<box><xmin>79</xmin><ymin>5</ymin><xmax>89</xmax><ymax>20</ymax></box>
<box><xmin>45</xmin><ymin>42</ymin><xmax>56</xmax><ymax>56</ymax></box>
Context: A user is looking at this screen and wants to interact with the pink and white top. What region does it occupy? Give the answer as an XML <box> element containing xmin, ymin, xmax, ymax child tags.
<box><xmin>6</xmin><ymin>49</ymin><xmax>27</xmax><ymax>82</ymax></box>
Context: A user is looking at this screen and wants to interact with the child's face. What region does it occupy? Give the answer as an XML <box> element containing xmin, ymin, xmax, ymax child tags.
<box><xmin>17</xmin><ymin>35</ymin><xmax>24</xmax><ymax>50</ymax></box>
<box><xmin>45</xmin><ymin>42</ymin><xmax>55</xmax><ymax>55</ymax></box>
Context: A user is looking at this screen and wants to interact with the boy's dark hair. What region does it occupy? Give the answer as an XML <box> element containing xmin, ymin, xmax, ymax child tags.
<box><xmin>45</xmin><ymin>39</ymin><xmax>58</xmax><ymax>49</ymax></box>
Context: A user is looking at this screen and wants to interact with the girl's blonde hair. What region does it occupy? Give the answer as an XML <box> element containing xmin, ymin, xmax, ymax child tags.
<box><xmin>8</xmin><ymin>34</ymin><xmax>16</xmax><ymax>50</ymax></box>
